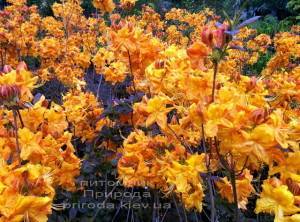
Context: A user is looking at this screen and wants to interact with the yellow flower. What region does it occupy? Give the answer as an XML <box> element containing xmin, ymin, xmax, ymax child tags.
<box><xmin>118</xmin><ymin>130</ymin><xmax>169</xmax><ymax>188</ymax></box>
<box><xmin>43</xmin><ymin>103</ymin><xmax>68</xmax><ymax>137</ymax></box>
<box><xmin>0</xmin><ymin>64</ymin><xmax>38</xmax><ymax>101</ymax></box>
<box><xmin>19</xmin><ymin>96</ymin><xmax>47</xmax><ymax>132</ymax></box>
<box><xmin>93</xmin><ymin>0</ymin><xmax>115</xmax><ymax>13</ymax></box>
<box><xmin>284</xmin><ymin>214</ymin><xmax>300</xmax><ymax>222</ymax></box>
<box><xmin>13</xmin><ymin>164</ymin><xmax>55</xmax><ymax>199</ymax></box>
<box><xmin>186</xmin><ymin>154</ymin><xmax>207</xmax><ymax>172</ymax></box>
<box><xmin>120</xmin><ymin>0</ymin><xmax>136</xmax><ymax>9</ymax></box>
<box><xmin>63</xmin><ymin>91</ymin><xmax>105</xmax><ymax>142</ymax></box>
<box><xmin>6</xmin><ymin>0</ymin><xmax>26</xmax><ymax>5</ymax></box>
<box><xmin>103</xmin><ymin>61</ymin><xmax>128</xmax><ymax>84</ymax></box>
<box><xmin>0</xmin><ymin>194</ymin><xmax>52</xmax><ymax>222</ymax></box>
<box><xmin>92</xmin><ymin>48</ymin><xmax>115</xmax><ymax>73</ymax></box>
<box><xmin>39</xmin><ymin>37</ymin><xmax>61</xmax><ymax>59</ymax></box>
<box><xmin>19</xmin><ymin>128</ymin><xmax>45</xmax><ymax>162</ymax></box>
<box><xmin>187</xmin><ymin>41</ymin><xmax>210</xmax><ymax>70</ymax></box>
<box><xmin>216</xmin><ymin>170</ymin><xmax>255</xmax><ymax>209</ymax></box>
<box><xmin>0</xmin><ymin>160</ymin><xmax>54</xmax><ymax>222</ymax></box>
<box><xmin>160</xmin><ymin>154</ymin><xmax>206</xmax><ymax>212</ymax></box>
<box><xmin>251</xmin><ymin>124</ymin><xmax>276</xmax><ymax>146</ymax></box>
<box><xmin>255</xmin><ymin>178</ymin><xmax>300</xmax><ymax>222</ymax></box>
<box><xmin>144</xmin><ymin>95</ymin><xmax>173</xmax><ymax>130</ymax></box>
<box><xmin>182</xmin><ymin>184</ymin><xmax>204</xmax><ymax>212</ymax></box>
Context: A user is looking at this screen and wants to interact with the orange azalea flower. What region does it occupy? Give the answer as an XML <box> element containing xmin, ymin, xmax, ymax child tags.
<box><xmin>63</xmin><ymin>90</ymin><xmax>106</xmax><ymax>142</ymax></box>
<box><xmin>19</xmin><ymin>128</ymin><xmax>45</xmax><ymax>162</ymax></box>
<box><xmin>0</xmin><ymin>194</ymin><xmax>52</xmax><ymax>222</ymax></box>
<box><xmin>118</xmin><ymin>130</ymin><xmax>169</xmax><ymax>188</ymax></box>
<box><xmin>103</xmin><ymin>61</ymin><xmax>128</xmax><ymax>84</ymax></box>
<box><xmin>133</xmin><ymin>95</ymin><xmax>173</xmax><ymax>130</ymax></box>
<box><xmin>187</xmin><ymin>41</ymin><xmax>210</xmax><ymax>70</ymax></box>
<box><xmin>93</xmin><ymin>0</ymin><xmax>115</xmax><ymax>13</ymax></box>
<box><xmin>201</xmin><ymin>24</ymin><xmax>229</xmax><ymax>49</ymax></box>
<box><xmin>160</xmin><ymin>153</ymin><xmax>206</xmax><ymax>212</ymax></box>
<box><xmin>0</xmin><ymin>63</ymin><xmax>38</xmax><ymax>101</ymax></box>
<box><xmin>0</xmin><ymin>159</ymin><xmax>54</xmax><ymax>222</ymax></box>
<box><xmin>216</xmin><ymin>170</ymin><xmax>255</xmax><ymax>209</ymax></box>
<box><xmin>120</xmin><ymin>0</ymin><xmax>136</xmax><ymax>9</ymax></box>
<box><xmin>255</xmin><ymin>178</ymin><xmax>300</xmax><ymax>222</ymax></box>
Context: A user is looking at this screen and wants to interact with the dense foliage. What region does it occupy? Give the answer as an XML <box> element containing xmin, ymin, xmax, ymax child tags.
<box><xmin>0</xmin><ymin>0</ymin><xmax>299</xmax><ymax>222</ymax></box>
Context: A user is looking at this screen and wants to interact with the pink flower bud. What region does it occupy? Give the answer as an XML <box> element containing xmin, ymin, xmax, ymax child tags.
<box><xmin>213</xmin><ymin>28</ymin><xmax>225</xmax><ymax>48</ymax></box>
<box><xmin>201</xmin><ymin>26</ymin><xmax>214</xmax><ymax>47</ymax></box>
<box><xmin>16</xmin><ymin>61</ymin><xmax>28</xmax><ymax>73</ymax></box>
<box><xmin>3</xmin><ymin>65</ymin><xmax>12</xmax><ymax>74</ymax></box>
<box><xmin>0</xmin><ymin>84</ymin><xmax>21</xmax><ymax>104</ymax></box>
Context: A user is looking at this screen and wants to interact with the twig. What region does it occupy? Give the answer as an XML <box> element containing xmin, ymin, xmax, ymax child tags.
<box><xmin>16</xmin><ymin>108</ymin><xmax>24</xmax><ymax>128</ymax></box>
<box><xmin>201</xmin><ymin>124</ymin><xmax>216</xmax><ymax>222</ymax></box>
<box><xmin>161</xmin><ymin>207</ymin><xmax>169</xmax><ymax>222</ymax></box>
<box><xmin>230</xmin><ymin>170</ymin><xmax>240</xmax><ymax>222</ymax></box>
<box><xmin>126</xmin><ymin>188</ymin><xmax>134</xmax><ymax>222</ymax></box>
<box><xmin>112</xmin><ymin>189</ymin><xmax>126</xmax><ymax>222</ymax></box>
<box><xmin>166</xmin><ymin>124</ymin><xmax>193</xmax><ymax>153</ymax></box>
<box><xmin>214</xmin><ymin>137</ymin><xmax>239</xmax><ymax>222</ymax></box>
<box><xmin>211</xmin><ymin>62</ymin><xmax>219</xmax><ymax>103</ymax></box>
<box><xmin>131</xmin><ymin>208</ymin><xmax>135</xmax><ymax>222</ymax></box>
<box><xmin>125</xmin><ymin>48</ymin><xmax>137</xmax><ymax>94</ymax></box>
<box><xmin>194</xmin><ymin>211</ymin><xmax>199</xmax><ymax>222</ymax></box>
<box><xmin>157</xmin><ymin>190</ymin><xmax>160</xmax><ymax>222</ymax></box>
<box><xmin>13</xmin><ymin>110</ymin><xmax>20</xmax><ymax>155</ymax></box>
<box><xmin>152</xmin><ymin>190</ymin><xmax>158</xmax><ymax>222</ymax></box>
<box><xmin>235</xmin><ymin>156</ymin><xmax>249</xmax><ymax>176</ymax></box>
<box><xmin>172</xmin><ymin>193</ymin><xmax>183</xmax><ymax>222</ymax></box>
<box><xmin>96</xmin><ymin>74</ymin><xmax>103</xmax><ymax>100</ymax></box>
<box><xmin>126</xmin><ymin>208</ymin><xmax>132</xmax><ymax>222</ymax></box>
<box><xmin>214</xmin><ymin>137</ymin><xmax>230</xmax><ymax>170</ymax></box>
<box><xmin>0</xmin><ymin>51</ymin><xmax>3</xmax><ymax>69</ymax></box>
<box><xmin>202</xmin><ymin>208</ymin><xmax>210</xmax><ymax>221</ymax></box>
<box><xmin>181</xmin><ymin>196</ymin><xmax>188</xmax><ymax>222</ymax></box>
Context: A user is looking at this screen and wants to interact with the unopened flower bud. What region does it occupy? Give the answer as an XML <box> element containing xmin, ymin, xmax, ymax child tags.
<box><xmin>0</xmin><ymin>84</ymin><xmax>21</xmax><ymax>105</ymax></box>
<box><xmin>246</xmin><ymin>76</ymin><xmax>257</xmax><ymax>91</ymax></box>
<box><xmin>16</xmin><ymin>61</ymin><xmax>28</xmax><ymax>73</ymax></box>
<box><xmin>230</xmin><ymin>72</ymin><xmax>241</xmax><ymax>82</ymax></box>
<box><xmin>154</xmin><ymin>60</ymin><xmax>165</xmax><ymax>69</ymax></box>
<box><xmin>3</xmin><ymin>65</ymin><xmax>12</xmax><ymax>74</ymax></box>
<box><xmin>201</xmin><ymin>26</ymin><xmax>214</xmax><ymax>47</ymax></box>
<box><xmin>213</xmin><ymin>29</ymin><xmax>225</xmax><ymax>48</ymax></box>
<box><xmin>250</xmin><ymin>108</ymin><xmax>269</xmax><ymax>125</ymax></box>
<box><xmin>213</xmin><ymin>24</ymin><xmax>230</xmax><ymax>49</ymax></box>
<box><xmin>202</xmin><ymin>24</ymin><xmax>230</xmax><ymax>49</ymax></box>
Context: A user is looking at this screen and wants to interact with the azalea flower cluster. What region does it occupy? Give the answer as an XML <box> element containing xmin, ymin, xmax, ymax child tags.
<box><xmin>0</xmin><ymin>0</ymin><xmax>299</xmax><ymax>221</ymax></box>
<box><xmin>0</xmin><ymin>63</ymin><xmax>81</xmax><ymax>221</ymax></box>
<box><xmin>116</xmin><ymin>13</ymin><xmax>300</xmax><ymax>222</ymax></box>
<box><xmin>0</xmin><ymin>63</ymin><xmax>108</xmax><ymax>221</ymax></box>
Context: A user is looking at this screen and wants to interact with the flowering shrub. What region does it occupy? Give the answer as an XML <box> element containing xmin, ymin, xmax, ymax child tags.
<box><xmin>0</xmin><ymin>0</ymin><xmax>299</xmax><ymax>222</ymax></box>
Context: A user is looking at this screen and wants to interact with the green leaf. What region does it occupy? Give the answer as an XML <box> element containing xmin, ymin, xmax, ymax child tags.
<box><xmin>222</xmin><ymin>10</ymin><xmax>233</xmax><ymax>28</ymax></box>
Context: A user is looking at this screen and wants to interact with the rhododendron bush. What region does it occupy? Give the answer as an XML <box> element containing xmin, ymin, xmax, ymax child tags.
<box><xmin>0</xmin><ymin>0</ymin><xmax>299</xmax><ymax>221</ymax></box>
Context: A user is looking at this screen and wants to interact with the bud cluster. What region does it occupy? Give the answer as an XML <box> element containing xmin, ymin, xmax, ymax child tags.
<box><xmin>0</xmin><ymin>84</ymin><xmax>21</xmax><ymax>106</ymax></box>
<box><xmin>201</xmin><ymin>24</ymin><xmax>231</xmax><ymax>49</ymax></box>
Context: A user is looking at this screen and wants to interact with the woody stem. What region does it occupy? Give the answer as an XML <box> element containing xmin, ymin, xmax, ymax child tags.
<box><xmin>230</xmin><ymin>169</ymin><xmax>239</xmax><ymax>222</ymax></box>
<box><xmin>16</xmin><ymin>108</ymin><xmax>24</xmax><ymax>128</ymax></box>
<box><xmin>201</xmin><ymin>124</ymin><xmax>216</xmax><ymax>222</ymax></box>
<box><xmin>0</xmin><ymin>51</ymin><xmax>3</xmax><ymax>69</ymax></box>
<box><xmin>126</xmin><ymin>48</ymin><xmax>137</xmax><ymax>94</ymax></box>
<box><xmin>211</xmin><ymin>62</ymin><xmax>219</xmax><ymax>103</ymax></box>
<box><xmin>215</xmin><ymin>137</ymin><xmax>238</xmax><ymax>221</ymax></box>
<box><xmin>172</xmin><ymin>193</ymin><xmax>183</xmax><ymax>222</ymax></box>
<box><xmin>13</xmin><ymin>109</ymin><xmax>20</xmax><ymax>155</ymax></box>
